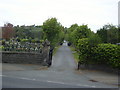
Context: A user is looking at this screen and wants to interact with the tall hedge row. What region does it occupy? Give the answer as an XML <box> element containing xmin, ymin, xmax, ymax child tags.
<box><xmin>93</xmin><ymin>44</ymin><xmax>120</xmax><ymax>69</ymax></box>
<box><xmin>77</xmin><ymin>38</ymin><xmax>90</xmax><ymax>64</ymax></box>
<box><xmin>77</xmin><ymin>38</ymin><xmax>120</xmax><ymax>69</ymax></box>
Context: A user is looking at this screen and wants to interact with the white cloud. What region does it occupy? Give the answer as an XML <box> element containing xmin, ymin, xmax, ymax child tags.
<box><xmin>0</xmin><ymin>0</ymin><xmax>119</xmax><ymax>32</ymax></box>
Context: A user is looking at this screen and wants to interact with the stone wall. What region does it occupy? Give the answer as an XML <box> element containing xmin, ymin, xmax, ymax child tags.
<box><xmin>1</xmin><ymin>40</ymin><xmax>51</xmax><ymax>66</ymax></box>
<box><xmin>78</xmin><ymin>64</ymin><xmax>119</xmax><ymax>74</ymax></box>
<box><xmin>2</xmin><ymin>51</ymin><xmax>46</xmax><ymax>64</ymax></box>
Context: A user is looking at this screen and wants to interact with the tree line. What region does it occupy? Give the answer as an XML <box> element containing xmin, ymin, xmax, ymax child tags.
<box><xmin>1</xmin><ymin>18</ymin><xmax>65</xmax><ymax>48</ymax></box>
<box><xmin>1</xmin><ymin>18</ymin><xmax>120</xmax><ymax>69</ymax></box>
<box><xmin>65</xmin><ymin>24</ymin><xmax>120</xmax><ymax>69</ymax></box>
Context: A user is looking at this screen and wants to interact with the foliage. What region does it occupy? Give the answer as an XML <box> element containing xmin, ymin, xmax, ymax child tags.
<box><xmin>118</xmin><ymin>26</ymin><xmax>120</xmax><ymax>42</ymax></box>
<box><xmin>42</xmin><ymin>17</ymin><xmax>64</xmax><ymax>47</ymax></box>
<box><xmin>78</xmin><ymin>38</ymin><xmax>120</xmax><ymax>68</ymax></box>
<box><xmin>88</xmin><ymin>33</ymin><xmax>102</xmax><ymax>47</ymax></box>
<box><xmin>3</xmin><ymin>18</ymin><xmax>65</xmax><ymax>52</ymax></box>
<box><xmin>2</xmin><ymin>23</ymin><xmax>15</xmax><ymax>40</ymax></box>
<box><xmin>92</xmin><ymin>44</ymin><xmax>120</xmax><ymax>68</ymax></box>
<box><xmin>77</xmin><ymin>38</ymin><xmax>120</xmax><ymax>69</ymax></box>
<box><xmin>66</xmin><ymin>24</ymin><xmax>92</xmax><ymax>47</ymax></box>
<box><xmin>0</xmin><ymin>45</ymin><xmax>4</xmax><ymax>51</ymax></box>
<box><xmin>14</xmin><ymin>25</ymin><xmax>44</xmax><ymax>40</ymax></box>
<box><xmin>97</xmin><ymin>24</ymin><xmax>119</xmax><ymax>44</ymax></box>
<box><xmin>3</xmin><ymin>20</ymin><xmax>119</xmax><ymax>69</ymax></box>
<box><xmin>77</xmin><ymin>38</ymin><xmax>90</xmax><ymax>63</ymax></box>
<box><xmin>66</xmin><ymin>23</ymin><xmax>120</xmax><ymax>69</ymax></box>
<box><xmin>21</xmin><ymin>39</ymin><xmax>29</xmax><ymax>42</ymax></box>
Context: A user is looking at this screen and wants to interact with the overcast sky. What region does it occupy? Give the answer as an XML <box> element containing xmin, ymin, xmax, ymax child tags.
<box><xmin>0</xmin><ymin>0</ymin><xmax>119</xmax><ymax>32</ymax></box>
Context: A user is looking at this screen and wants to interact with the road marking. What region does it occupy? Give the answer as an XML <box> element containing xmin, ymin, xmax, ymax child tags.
<box><xmin>47</xmin><ymin>80</ymin><xmax>65</xmax><ymax>84</ymax></box>
<box><xmin>2</xmin><ymin>75</ymin><xmax>36</xmax><ymax>81</ymax></box>
<box><xmin>76</xmin><ymin>84</ymin><xmax>96</xmax><ymax>88</ymax></box>
<box><xmin>46</xmin><ymin>80</ymin><xmax>96</xmax><ymax>88</ymax></box>
<box><xmin>2</xmin><ymin>75</ymin><xmax>97</xmax><ymax>88</ymax></box>
<box><xmin>21</xmin><ymin>77</ymin><xmax>36</xmax><ymax>81</ymax></box>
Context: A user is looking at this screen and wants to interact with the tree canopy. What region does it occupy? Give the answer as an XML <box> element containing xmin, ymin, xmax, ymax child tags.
<box><xmin>42</xmin><ymin>17</ymin><xmax>64</xmax><ymax>46</ymax></box>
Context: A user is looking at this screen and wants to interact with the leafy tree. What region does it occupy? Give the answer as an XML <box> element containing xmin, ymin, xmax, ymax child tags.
<box><xmin>118</xmin><ymin>26</ymin><xmax>120</xmax><ymax>42</ymax></box>
<box><xmin>66</xmin><ymin>24</ymin><xmax>78</xmax><ymax>43</ymax></box>
<box><xmin>42</xmin><ymin>17</ymin><xmax>64</xmax><ymax>46</ymax></box>
<box><xmin>14</xmin><ymin>25</ymin><xmax>44</xmax><ymax>40</ymax></box>
<box><xmin>66</xmin><ymin>24</ymin><xmax>92</xmax><ymax>47</ymax></box>
<box><xmin>2</xmin><ymin>23</ymin><xmax>15</xmax><ymax>40</ymax></box>
<box><xmin>97</xmin><ymin>24</ymin><xmax>119</xmax><ymax>44</ymax></box>
<box><xmin>88</xmin><ymin>33</ymin><xmax>102</xmax><ymax>47</ymax></box>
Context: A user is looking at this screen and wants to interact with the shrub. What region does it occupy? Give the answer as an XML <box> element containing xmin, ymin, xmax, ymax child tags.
<box><xmin>21</xmin><ymin>39</ymin><xmax>28</xmax><ymax>42</ymax></box>
<box><xmin>92</xmin><ymin>44</ymin><xmax>120</xmax><ymax>69</ymax></box>
<box><xmin>77</xmin><ymin>38</ymin><xmax>90</xmax><ymax>64</ymax></box>
<box><xmin>88</xmin><ymin>34</ymin><xmax>102</xmax><ymax>47</ymax></box>
<box><xmin>0</xmin><ymin>45</ymin><xmax>4</xmax><ymax>51</ymax></box>
<box><xmin>77</xmin><ymin>38</ymin><xmax>120</xmax><ymax>69</ymax></box>
<box><xmin>77</xmin><ymin>36</ymin><xmax>101</xmax><ymax>64</ymax></box>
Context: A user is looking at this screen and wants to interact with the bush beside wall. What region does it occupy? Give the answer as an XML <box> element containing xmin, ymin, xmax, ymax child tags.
<box><xmin>77</xmin><ymin>38</ymin><xmax>120</xmax><ymax>69</ymax></box>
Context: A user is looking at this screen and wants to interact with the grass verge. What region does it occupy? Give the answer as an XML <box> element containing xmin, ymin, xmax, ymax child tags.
<box><xmin>53</xmin><ymin>45</ymin><xmax>61</xmax><ymax>55</ymax></box>
<box><xmin>70</xmin><ymin>46</ymin><xmax>79</xmax><ymax>63</ymax></box>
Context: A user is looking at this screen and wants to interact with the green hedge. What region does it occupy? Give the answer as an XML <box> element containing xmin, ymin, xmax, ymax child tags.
<box><xmin>77</xmin><ymin>38</ymin><xmax>90</xmax><ymax>64</ymax></box>
<box><xmin>77</xmin><ymin>38</ymin><xmax>120</xmax><ymax>69</ymax></box>
<box><xmin>0</xmin><ymin>45</ymin><xmax>4</xmax><ymax>51</ymax></box>
<box><xmin>92</xmin><ymin>44</ymin><xmax>120</xmax><ymax>69</ymax></box>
